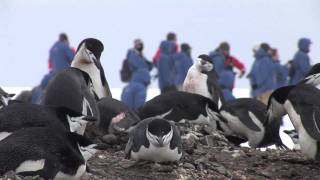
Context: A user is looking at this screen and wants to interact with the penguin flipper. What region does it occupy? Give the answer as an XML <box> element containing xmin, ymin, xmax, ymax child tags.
<box><xmin>169</xmin><ymin>122</ymin><xmax>182</xmax><ymax>154</ymax></box>
<box><xmin>124</xmin><ymin>136</ymin><xmax>133</xmax><ymax>159</ymax></box>
<box><xmin>296</xmin><ymin>103</ymin><xmax>320</xmax><ymax>141</ymax></box>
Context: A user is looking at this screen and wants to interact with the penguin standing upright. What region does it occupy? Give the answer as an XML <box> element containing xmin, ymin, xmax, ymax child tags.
<box><xmin>267</xmin><ymin>84</ymin><xmax>320</xmax><ymax>160</ymax></box>
<box><xmin>0</xmin><ymin>127</ymin><xmax>106</xmax><ymax>179</ymax></box>
<box><xmin>218</xmin><ymin>98</ymin><xmax>286</xmax><ymax>148</ymax></box>
<box><xmin>125</xmin><ymin>117</ymin><xmax>182</xmax><ymax>162</ymax></box>
<box><xmin>42</xmin><ymin>38</ymin><xmax>109</xmax><ymax>123</ymax></box>
<box><xmin>183</xmin><ymin>54</ymin><xmax>225</xmax><ymax>108</ymax></box>
<box><xmin>0</xmin><ymin>102</ymin><xmax>95</xmax><ymax>141</ymax></box>
<box><xmin>0</xmin><ymin>87</ymin><xmax>14</xmax><ymax>109</ymax></box>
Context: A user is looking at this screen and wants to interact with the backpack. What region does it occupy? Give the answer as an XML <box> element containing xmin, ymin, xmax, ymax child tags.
<box><xmin>120</xmin><ymin>58</ymin><xmax>132</xmax><ymax>82</ymax></box>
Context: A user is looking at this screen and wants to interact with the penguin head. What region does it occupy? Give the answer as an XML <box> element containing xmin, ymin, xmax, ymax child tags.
<box><xmin>0</xmin><ymin>88</ymin><xmax>14</xmax><ymax>108</ymax></box>
<box><xmin>67</xmin><ymin>132</ymin><xmax>108</xmax><ymax>161</ymax></box>
<box><xmin>71</xmin><ymin>38</ymin><xmax>111</xmax><ymax>99</ymax></box>
<box><xmin>266</xmin><ymin>86</ymin><xmax>295</xmax><ymax>120</ymax></box>
<box><xmin>283</xmin><ymin>129</ymin><xmax>299</xmax><ymax>144</ymax></box>
<box><xmin>146</xmin><ymin>118</ymin><xmax>173</xmax><ymax>147</ymax></box>
<box><xmin>196</xmin><ymin>54</ymin><xmax>214</xmax><ymax>72</ymax></box>
<box><xmin>109</xmin><ymin>111</ymin><xmax>141</xmax><ymax>134</ymax></box>
<box><xmin>67</xmin><ymin>115</ymin><xmax>97</xmax><ymax>135</ymax></box>
<box><xmin>300</xmin><ymin>63</ymin><xmax>320</xmax><ymax>87</ymax></box>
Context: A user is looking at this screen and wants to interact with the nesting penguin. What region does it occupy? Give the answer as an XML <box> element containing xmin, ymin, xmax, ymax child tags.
<box><xmin>183</xmin><ymin>54</ymin><xmax>224</xmax><ymax>108</ymax></box>
<box><xmin>125</xmin><ymin>117</ymin><xmax>182</xmax><ymax>162</ymax></box>
<box><xmin>137</xmin><ymin>91</ymin><xmax>221</xmax><ymax>129</ymax></box>
<box><xmin>218</xmin><ymin>98</ymin><xmax>286</xmax><ymax>148</ymax></box>
<box><xmin>42</xmin><ymin>38</ymin><xmax>109</xmax><ymax>124</ymax></box>
<box><xmin>0</xmin><ymin>87</ymin><xmax>14</xmax><ymax>109</ymax></box>
<box><xmin>267</xmin><ymin>84</ymin><xmax>320</xmax><ymax>160</ymax></box>
<box><xmin>0</xmin><ymin>102</ymin><xmax>95</xmax><ymax>141</ymax></box>
<box><xmin>97</xmin><ymin>97</ymin><xmax>141</xmax><ymax>134</ymax></box>
<box><xmin>0</xmin><ymin>127</ymin><xmax>106</xmax><ymax>179</ymax></box>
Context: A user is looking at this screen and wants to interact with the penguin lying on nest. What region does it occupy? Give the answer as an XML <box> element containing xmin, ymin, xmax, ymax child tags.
<box><xmin>217</xmin><ymin>98</ymin><xmax>287</xmax><ymax>149</ymax></box>
<box><xmin>125</xmin><ymin>117</ymin><xmax>182</xmax><ymax>163</ymax></box>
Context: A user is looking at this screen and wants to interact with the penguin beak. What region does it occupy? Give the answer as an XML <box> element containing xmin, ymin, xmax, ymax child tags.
<box><xmin>157</xmin><ymin>137</ymin><xmax>164</xmax><ymax>147</ymax></box>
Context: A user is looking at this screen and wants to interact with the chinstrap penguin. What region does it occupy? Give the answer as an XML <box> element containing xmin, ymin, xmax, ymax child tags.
<box><xmin>137</xmin><ymin>91</ymin><xmax>222</xmax><ymax>129</ymax></box>
<box><xmin>283</xmin><ymin>129</ymin><xmax>301</xmax><ymax>150</ymax></box>
<box><xmin>125</xmin><ymin>117</ymin><xmax>182</xmax><ymax>163</ymax></box>
<box><xmin>0</xmin><ymin>127</ymin><xmax>107</xmax><ymax>179</ymax></box>
<box><xmin>267</xmin><ymin>84</ymin><xmax>320</xmax><ymax>160</ymax></box>
<box><xmin>0</xmin><ymin>102</ymin><xmax>95</xmax><ymax>141</ymax></box>
<box><xmin>218</xmin><ymin>98</ymin><xmax>286</xmax><ymax>149</ymax></box>
<box><xmin>183</xmin><ymin>54</ymin><xmax>225</xmax><ymax>108</ymax></box>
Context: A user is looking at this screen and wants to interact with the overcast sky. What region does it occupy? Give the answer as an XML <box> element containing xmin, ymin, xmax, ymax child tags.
<box><xmin>0</xmin><ymin>0</ymin><xmax>319</xmax><ymax>88</ymax></box>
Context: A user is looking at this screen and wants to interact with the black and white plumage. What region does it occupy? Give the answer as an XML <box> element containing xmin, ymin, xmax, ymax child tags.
<box><xmin>300</xmin><ymin>63</ymin><xmax>320</xmax><ymax>88</ymax></box>
<box><xmin>218</xmin><ymin>98</ymin><xmax>286</xmax><ymax>148</ymax></box>
<box><xmin>97</xmin><ymin>97</ymin><xmax>140</xmax><ymax>134</ymax></box>
<box><xmin>137</xmin><ymin>91</ymin><xmax>221</xmax><ymax>129</ymax></box>
<box><xmin>267</xmin><ymin>84</ymin><xmax>320</xmax><ymax>160</ymax></box>
<box><xmin>0</xmin><ymin>87</ymin><xmax>14</xmax><ymax>109</ymax></box>
<box><xmin>0</xmin><ymin>102</ymin><xmax>95</xmax><ymax>141</ymax></box>
<box><xmin>0</xmin><ymin>127</ymin><xmax>106</xmax><ymax>179</ymax></box>
<box><xmin>183</xmin><ymin>54</ymin><xmax>225</xmax><ymax>108</ymax></box>
<box><xmin>125</xmin><ymin>117</ymin><xmax>182</xmax><ymax>162</ymax></box>
<box><xmin>283</xmin><ymin>129</ymin><xmax>300</xmax><ymax>150</ymax></box>
<box><xmin>42</xmin><ymin>38</ymin><xmax>110</xmax><ymax>123</ymax></box>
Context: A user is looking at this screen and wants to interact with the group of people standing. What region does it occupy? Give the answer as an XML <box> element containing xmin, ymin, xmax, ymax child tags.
<box><xmin>121</xmin><ymin>32</ymin><xmax>313</xmax><ymax>108</ymax></box>
<box><xmin>248</xmin><ymin>38</ymin><xmax>312</xmax><ymax>104</ymax></box>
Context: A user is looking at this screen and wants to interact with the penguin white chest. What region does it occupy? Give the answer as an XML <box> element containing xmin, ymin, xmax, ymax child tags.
<box><xmin>54</xmin><ymin>164</ymin><xmax>86</xmax><ymax>180</ymax></box>
<box><xmin>0</xmin><ymin>132</ymin><xmax>12</xmax><ymax>141</ymax></box>
<box><xmin>131</xmin><ymin>144</ymin><xmax>181</xmax><ymax>162</ymax></box>
<box><xmin>284</xmin><ymin>101</ymin><xmax>318</xmax><ymax>159</ymax></box>
<box><xmin>183</xmin><ymin>67</ymin><xmax>211</xmax><ymax>99</ymax></box>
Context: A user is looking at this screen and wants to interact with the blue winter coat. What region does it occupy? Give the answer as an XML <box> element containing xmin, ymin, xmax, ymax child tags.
<box><xmin>121</xmin><ymin>49</ymin><xmax>151</xmax><ymax>108</ymax></box>
<box><xmin>218</xmin><ymin>69</ymin><xmax>236</xmax><ymax>101</ymax></box>
<box><xmin>209</xmin><ymin>50</ymin><xmax>226</xmax><ymax>76</ymax></box>
<box><xmin>273</xmin><ymin>61</ymin><xmax>288</xmax><ymax>88</ymax></box>
<box><xmin>157</xmin><ymin>41</ymin><xmax>177</xmax><ymax>91</ymax></box>
<box><xmin>121</xmin><ymin>82</ymin><xmax>146</xmax><ymax>109</ymax></box>
<box><xmin>49</xmin><ymin>41</ymin><xmax>74</xmax><ymax>73</ymax></box>
<box><xmin>172</xmin><ymin>52</ymin><xmax>193</xmax><ymax>86</ymax></box>
<box><xmin>249</xmin><ymin>48</ymin><xmax>276</xmax><ymax>97</ymax></box>
<box><xmin>290</xmin><ymin>38</ymin><xmax>312</xmax><ymax>84</ymax></box>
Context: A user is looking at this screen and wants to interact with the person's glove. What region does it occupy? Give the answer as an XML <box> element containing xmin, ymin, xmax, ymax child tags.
<box><xmin>239</xmin><ymin>70</ymin><xmax>246</xmax><ymax>78</ymax></box>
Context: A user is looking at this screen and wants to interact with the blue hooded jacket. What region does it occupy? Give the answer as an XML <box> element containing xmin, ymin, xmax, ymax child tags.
<box><xmin>290</xmin><ymin>38</ymin><xmax>311</xmax><ymax>84</ymax></box>
<box><xmin>209</xmin><ymin>50</ymin><xmax>226</xmax><ymax>76</ymax></box>
<box><xmin>157</xmin><ymin>41</ymin><xmax>177</xmax><ymax>91</ymax></box>
<box><xmin>121</xmin><ymin>81</ymin><xmax>146</xmax><ymax>109</ymax></box>
<box><xmin>218</xmin><ymin>68</ymin><xmax>236</xmax><ymax>101</ymax></box>
<box><xmin>249</xmin><ymin>48</ymin><xmax>276</xmax><ymax>97</ymax></box>
<box><xmin>49</xmin><ymin>41</ymin><xmax>75</xmax><ymax>73</ymax></box>
<box><xmin>172</xmin><ymin>52</ymin><xmax>193</xmax><ymax>86</ymax></box>
<box><xmin>273</xmin><ymin>61</ymin><xmax>288</xmax><ymax>88</ymax></box>
<box><xmin>127</xmin><ymin>49</ymin><xmax>151</xmax><ymax>86</ymax></box>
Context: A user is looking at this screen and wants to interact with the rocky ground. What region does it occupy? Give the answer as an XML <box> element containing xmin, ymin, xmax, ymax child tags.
<box><xmin>1</xmin><ymin>123</ymin><xmax>320</xmax><ymax>180</ymax></box>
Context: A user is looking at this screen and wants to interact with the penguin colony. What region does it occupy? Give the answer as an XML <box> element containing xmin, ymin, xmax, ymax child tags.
<box><xmin>0</xmin><ymin>37</ymin><xmax>319</xmax><ymax>178</ymax></box>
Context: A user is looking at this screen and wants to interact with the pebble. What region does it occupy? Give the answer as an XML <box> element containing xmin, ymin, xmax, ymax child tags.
<box><xmin>183</xmin><ymin>163</ymin><xmax>196</xmax><ymax>169</ymax></box>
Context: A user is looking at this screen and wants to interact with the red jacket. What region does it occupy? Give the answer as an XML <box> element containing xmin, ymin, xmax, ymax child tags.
<box><xmin>224</xmin><ymin>55</ymin><xmax>245</xmax><ymax>72</ymax></box>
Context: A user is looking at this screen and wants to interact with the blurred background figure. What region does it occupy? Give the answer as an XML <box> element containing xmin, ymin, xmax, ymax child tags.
<box><xmin>289</xmin><ymin>38</ymin><xmax>312</xmax><ymax>85</ymax></box>
<box><xmin>121</xmin><ymin>39</ymin><xmax>152</xmax><ymax>109</ymax></box>
<box><xmin>248</xmin><ymin>43</ymin><xmax>275</xmax><ymax>104</ymax></box>
<box><xmin>153</xmin><ymin>32</ymin><xmax>179</xmax><ymax>94</ymax></box>
<box><xmin>271</xmin><ymin>48</ymin><xmax>288</xmax><ymax>88</ymax></box>
<box><xmin>218</xmin><ymin>59</ymin><xmax>236</xmax><ymax>101</ymax></box>
<box><xmin>31</xmin><ymin>33</ymin><xmax>75</xmax><ymax>104</ymax></box>
<box><xmin>172</xmin><ymin>43</ymin><xmax>193</xmax><ymax>90</ymax></box>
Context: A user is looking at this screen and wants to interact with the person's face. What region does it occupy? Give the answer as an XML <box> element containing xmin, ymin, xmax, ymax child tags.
<box><xmin>135</xmin><ymin>43</ymin><xmax>144</xmax><ymax>51</ymax></box>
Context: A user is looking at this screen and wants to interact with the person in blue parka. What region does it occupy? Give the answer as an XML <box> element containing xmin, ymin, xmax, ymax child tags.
<box><xmin>219</xmin><ymin>61</ymin><xmax>236</xmax><ymax>101</ymax></box>
<box><xmin>271</xmin><ymin>48</ymin><xmax>288</xmax><ymax>88</ymax></box>
<box><xmin>172</xmin><ymin>43</ymin><xmax>193</xmax><ymax>90</ymax></box>
<box><xmin>155</xmin><ymin>33</ymin><xmax>179</xmax><ymax>93</ymax></box>
<box><xmin>248</xmin><ymin>43</ymin><xmax>276</xmax><ymax>104</ymax></box>
<box><xmin>290</xmin><ymin>38</ymin><xmax>312</xmax><ymax>85</ymax></box>
<box><xmin>209</xmin><ymin>42</ymin><xmax>229</xmax><ymax>76</ymax></box>
<box><xmin>121</xmin><ymin>39</ymin><xmax>152</xmax><ymax>109</ymax></box>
